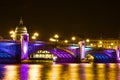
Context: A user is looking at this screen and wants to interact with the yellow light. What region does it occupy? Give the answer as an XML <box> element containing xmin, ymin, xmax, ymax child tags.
<box><xmin>28</xmin><ymin>65</ymin><xmax>43</xmax><ymax>80</ymax></box>
<box><xmin>4</xmin><ymin>65</ymin><xmax>19</xmax><ymax>80</ymax></box>
<box><xmin>49</xmin><ymin>38</ymin><xmax>56</xmax><ymax>42</ymax></box>
<box><xmin>99</xmin><ymin>41</ymin><xmax>102</xmax><ymax>44</ymax></box>
<box><xmin>64</xmin><ymin>40</ymin><xmax>68</xmax><ymax>43</ymax></box>
<box><xmin>90</xmin><ymin>43</ymin><xmax>93</xmax><ymax>46</ymax></box>
<box><xmin>34</xmin><ymin>32</ymin><xmax>39</xmax><ymax>36</ymax></box>
<box><xmin>86</xmin><ymin>39</ymin><xmax>90</xmax><ymax>42</ymax></box>
<box><xmin>71</xmin><ymin>36</ymin><xmax>76</xmax><ymax>41</ymax></box>
<box><xmin>9</xmin><ymin>30</ymin><xmax>15</xmax><ymax>34</ymax></box>
<box><xmin>54</xmin><ymin>34</ymin><xmax>59</xmax><ymax>39</ymax></box>
<box><xmin>111</xmin><ymin>43</ymin><xmax>114</xmax><ymax>45</ymax></box>
<box><xmin>78</xmin><ymin>41</ymin><xmax>81</xmax><ymax>45</ymax></box>
<box><xmin>32</xmin><ymin>36</ymin><xmax>36</xmax><ymax>39</ymax></box>
<box><xmin>10</xmin><ymin>34</ymin><xmax>15</xmax><ymax>38</ymax></box>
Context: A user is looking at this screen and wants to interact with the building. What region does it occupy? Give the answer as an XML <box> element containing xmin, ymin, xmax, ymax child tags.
<box><xmin>14</xmin><ymin>17</ymin><xmax>28</xmax><ymax>40</ymax></box>
<box><xmin>86</xmin><ymin>39</ymin><xmax>120</xmax><ymax>49</ymax></box>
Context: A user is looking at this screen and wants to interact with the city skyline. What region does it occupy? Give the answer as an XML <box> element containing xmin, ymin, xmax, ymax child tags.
<box><xmin>0</xmin><ymin>1</ymin><xmax>120</xmax><ymax>40</ymax></box>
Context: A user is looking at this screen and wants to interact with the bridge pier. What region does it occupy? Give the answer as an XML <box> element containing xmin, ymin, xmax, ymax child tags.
<box><xmin>21</xmin><ymin>34</ymin><xmax>29</xmax><ymax>60</ymax></box>
<box><xmin>116</xmin><ymin>46</ymin><xmax>120</xmax><ymax>62</ymax></box>
<box><xmin>79</xmin><ymin>40</ymin><xmax>85</xmax><ymax>61</ymax></box>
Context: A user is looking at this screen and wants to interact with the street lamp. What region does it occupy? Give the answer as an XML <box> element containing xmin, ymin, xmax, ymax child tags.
<box><xmin>34</xmin><ymin>32</ymin><xmax>39</xmax><ymax>37</ymax></box>
<box><xmin>9</xmin><ymin>30</ymin><xmax>15</xmax><ymax>40</ymax></box>
<box><xmin>9</xmin><ymin>30</ymin><xmax>15</xmax><ymax>34</ymax></box>
<box><xmin>31</xmin><ymin>32</ymin><xmax>39</xmax><ymax>40</ymax></box>
<box><xmin>72</xmin><ymin>36</ymin><xmax>76</xmax><ymax>41</ymax></box>
<box><xmin>86</xmin><ymin>39</ymin><xmax>90</xmax><ymax>47</ymax></box>
<box><xmin>64</xmin><ymin>40</ymin><xmax>68</xmax><ymax>44</ymax></box>
<box><xmin>86</xmin><ymin>39</ymin><xmax>90</xmax><ymax>43</ymax></box>
<box><xmin>54</xmin><ymin>34</ymin><xmax>59</xmax><ymax>47</ymax></box>
<box><xmin>31</xmin><ymin>36</ymin><xmax>36</xmax><ymax>40</ymax></box>
<box><xmin>49</xmin><ymin>38</ymin><xmax>56</xmax><ymax>42</ymax></box>
<box><xmin>54</xmin><ymin>34</ymin><xmax>59</xmax><ymax>39</ymax></box>
<box><xmin>111</xmin><ymin>43</ymin><xmax>114</xmax><ymax>49</ymax></box>
<box><xmin>71</xmin><ymin>36</ymin><xmax>76</xmax><ymax>45</ymax></box>
<box><xmin>98</xmin><ymin>40</ymin><xmax>103</xmax><ymax>47</ymax></box>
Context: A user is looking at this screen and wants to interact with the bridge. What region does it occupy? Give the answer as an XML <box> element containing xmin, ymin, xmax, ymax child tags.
<box><xmin>0</xmin><ymin>40</ymin><xmax>78</xmax><ymax>63</ymax></box>
<box><xmin>1</xmin><ymin>18</ymin><xmax>118</xmax><ymax>63</ymax></box>
<box><xmin>0</xmin><ymin>38</ymin><xmax>119</xmax><ymax>63</ymax></box>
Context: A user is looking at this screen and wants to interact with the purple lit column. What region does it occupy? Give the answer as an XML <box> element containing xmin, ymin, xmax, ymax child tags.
<box><xmin>116</xmin><ymin>46</ymin><xmax>120</xmax><ymax>61</ymax></box>
<box><xmin>79</xmin><ymin>40</ymin><xmax>85</xmax><ymax>60</ymax></box>
<box><xmin>21</xmin><ymin>34</ymin><xmax>29</xmax><ymax>60</ymax></box>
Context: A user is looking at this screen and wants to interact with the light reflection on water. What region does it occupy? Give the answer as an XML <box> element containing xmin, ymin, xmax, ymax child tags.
<box><xmin>0</xmin><ymin>63</ymin><xmax>120</xmax><ymax>80</ymax></box>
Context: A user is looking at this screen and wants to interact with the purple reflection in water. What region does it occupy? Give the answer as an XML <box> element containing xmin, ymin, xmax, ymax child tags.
<box><xmin>20</xmin><ymin>64</ymin><xmax>29</xmax><ymax>80</ymax></box>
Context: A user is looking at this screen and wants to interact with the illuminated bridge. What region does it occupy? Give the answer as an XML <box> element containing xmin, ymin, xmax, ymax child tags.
<box><xmin>1</xmin><ymin>18</ymin><xmax>118</xmax><ymax>63</ymax></box>
<box><xmin>0</xmin><ymin>40</ymin><xmax>76</xmax><ymax>62</ymax></box>
<box><xmin>0</xmin><ymin>40</ymin><xmax>118</xmax><ymax>63</ymax></box>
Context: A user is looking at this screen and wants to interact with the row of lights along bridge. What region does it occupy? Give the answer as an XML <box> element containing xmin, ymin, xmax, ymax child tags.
<box><xmin>9</xmin><ymin>31</ymin><xmax>82</xmax><ymax>46</ymax></box>
<box><xmin>9</xmin><ymin>31</ymin><xmax>116</xmax><ymax>49</ymax></box>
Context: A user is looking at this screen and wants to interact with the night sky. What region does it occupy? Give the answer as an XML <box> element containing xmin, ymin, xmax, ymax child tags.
<box><xmin>0</xmin><ymin>0</ymin><xmax>120</xmax><ymax>40</ymax></box>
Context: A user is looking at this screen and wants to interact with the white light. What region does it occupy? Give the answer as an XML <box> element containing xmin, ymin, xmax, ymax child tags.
<box><xmin>49</xmin><ymin>38</ymin><xmax>56</xmax><ymax>42</ymax></box>
<box><xmin>23</xmin><ymin>45</ymin><xmax>28</xmax><ymax>54</ymax></box>
<box><xmin>53</xmin><ymin>56</ymin><xmax>57</xmax><ymax>61</ymax></box>
<box><xmin>86</xmin><ymin>39</ymin><xmax>90</xmax><ymax>42</ymax></box>
<box><xmin>32</xmin><ymin>36</ymin><xmax>36</xmax><ymax>39</ymax></box>
<box><xmin>72</xmin><ymin>36</ymin><xmax>76</xmax><ymax>41</ymax></box>
<box><xmin>64</xmin><ymin>40</ymin><xmax>68</xmax><ymax>43</ymax></box>
<box><xmin>99</xmin><ymin>41</ymin><xmax>102</xmax><ymax>44</ymax></box>
<box><xmin>34</xmin><ymin>32</ymin><xmax>39</xmax><ymax>36</ymax></box>
<box><xmin>54</xmin><ymin>34</ymin><xmax>59</xmax><ymax>39</ymax></box>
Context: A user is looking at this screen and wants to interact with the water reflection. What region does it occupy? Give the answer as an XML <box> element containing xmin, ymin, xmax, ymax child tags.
<box><xmin>51</xmin><ymin>64</ymin><xmax>63</xmax><ymax>80</ymax></box>
<box><xmin>20</xmin><ymin>64</ymin><xmax>29</xmax><ymax>80</ymax></box>
<box><xmin>3</xmin><ymin>65</ymin><xmax>20</xmax><ymax>80</ymax></box>
<box><xmin>28</xmin><ymin>65</ymin><xmax>43</xmax><ymax>80</ymax></box>
<box><xmin>107</xmin><ymin>63</ymin><xmax>117</xmax><ymax>80</ymax></box>
<box><xmin>81</xmin><ymin>63</ymin><xmax>94</xmax><ymax>80</ymax></box>
<box><xmin>68</xmin><ymin>64</ymin><xmax>80</xmax><ymax>80</ymax></box>
<box><xmin>96</xmin><ymin>64</ymin><xmax>106</xmax><ymax>80</ymax></box>
<box><xmin>0</xmin><ymin>63</ymin><xmax>120</xmax><ymax>80</ymax></box>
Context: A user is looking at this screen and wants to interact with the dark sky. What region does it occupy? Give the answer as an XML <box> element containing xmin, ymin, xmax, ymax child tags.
<box><xmin>0</xmin><ymin>0</ymin><xmax>120</xmax><ymax>40</ymax></box>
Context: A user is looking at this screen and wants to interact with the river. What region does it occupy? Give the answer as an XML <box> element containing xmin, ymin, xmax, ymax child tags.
<box><xmin>0</xmin><ymin>62</ymin><xmax>120</xmax><ymax>80</ymax></box>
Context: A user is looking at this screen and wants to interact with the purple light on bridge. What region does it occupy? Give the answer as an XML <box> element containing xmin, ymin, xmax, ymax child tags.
<box><xmin>79</xmin><ymin>40</ymin><xmax>85</xmax><ymax>59</ymax></box>
<box><xmin>116</xmin><ymin>46</ymin><xmax>120</xmax><ymax>60</ymax></box>
<box><xmin>23</xmin><ymin>44</ymin><xmax>28</xmax><ymax>55</ymax></box>
<box><xmin>21</xmin><ymin>34</ymin><xmax>29</xmax><ymax>60</ymax></box>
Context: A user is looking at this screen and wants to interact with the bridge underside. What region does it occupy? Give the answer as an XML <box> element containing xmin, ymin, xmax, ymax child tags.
<box><xmin>86</xmin><ymin>48</ymin><xmax>117</xmax><ymax>63</ymax></box>
<box><xmin>29</xmin><ymin>48</ymin><xmax>76</xmax><ymax>62</ymax></box>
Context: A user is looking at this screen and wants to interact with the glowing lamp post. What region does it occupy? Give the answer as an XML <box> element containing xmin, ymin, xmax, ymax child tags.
<box><xmin>99</xmin><ymin>41</ymin><xmax>103</xmax><ymax>47</ymax></box>
<box><xmin>71</xmin><ymin>36</ymin><xmax>76</xmax><ymax>45</ymax></box>
<box><xmin>86</xmin><ymin>39</ymin><xmax>90</xmax><ymax>47</ymax></box>
<box><xmin>110</xmin><ymin>43</ymin><xmax>114</xmax><ymax>49</ymax></box>
<box><xmin>54</xmin><ymin>34</ymin><xmax>59</xmax><ymax>39</ymax></box>
<box><xmin>31</xmin><ymin>36</ymin><xmax>36</xmax><ymax>40</ymax></box>
<box><xmin>31</xmin><ymin>32</ymin><xmax>39</xmax><ymax>41</ymax></box>
<box><xmin>49</xmin><ymin>38</ymin><xmax>56</xmax><ymax>42</ymax></box>
<box><xmin>54</xmin><ymin>34</ymin><xmax>59</xmax><ymax>47</ymax></box>
<box><xmin>64</xmin><ymin>40</ymin><xmax>68</xmax><ymax>46</ymax></box>
<box><xmin>64</xmin><ymin>40</ymin><xmax>68</xmax><ymax>44</ymax></box>
<box><xmin>9</xmin><ymin>30</ymin><xmax>15</xmax><ymax>40</ymax></box>
<box><xmin>34</xmin><ymin>32</ymin><xmax>39</xmax><ymax>37</ymax></box>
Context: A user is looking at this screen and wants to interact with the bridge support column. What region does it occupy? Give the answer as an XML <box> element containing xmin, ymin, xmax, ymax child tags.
<box><xmin>116</xmin><ymin>46</ymin><xmax>120</xmax><ymax>61</ymax></box>
<box><xmin>79</xmin><ymin>40</ymin><xmax>85</xmax><ymax>60</ymax></box>
<box><xmin>21</xmin><ymin>34</ymin><xmax>29</xmax><ymax>60</ymax></box>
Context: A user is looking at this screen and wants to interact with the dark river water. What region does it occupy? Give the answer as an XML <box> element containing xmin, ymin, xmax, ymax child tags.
<box><xmin>0</xmin><ymin>62</ymin><xmax>120</xmax><ymax>80</ymax></box>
